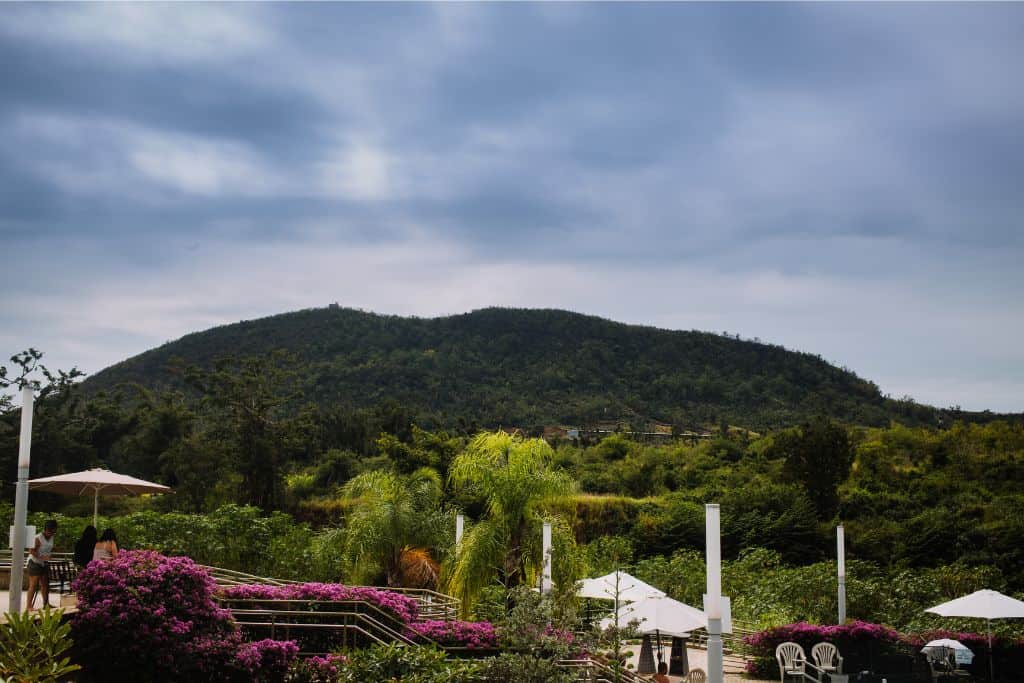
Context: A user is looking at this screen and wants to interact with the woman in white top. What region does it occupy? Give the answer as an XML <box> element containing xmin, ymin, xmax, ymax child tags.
<box><xmin>93</xmin><ymin>528</ymin><xmax>119</xmax><ymax>561</ymax></box>
<box><xmin>26</xmin><ymin>519</ymin><xmax>57</xmax><ymax>610</ymax></box>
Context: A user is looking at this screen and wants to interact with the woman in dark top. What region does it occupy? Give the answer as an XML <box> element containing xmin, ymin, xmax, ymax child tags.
<box><xmin>73</xmin><ymin>525</ymin><xmax>97</xmax><ymax>568</ymax></box>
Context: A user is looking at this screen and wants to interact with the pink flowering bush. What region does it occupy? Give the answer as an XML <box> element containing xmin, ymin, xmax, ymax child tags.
<box><xmin>407</xmin><ymin>620</ymin><xmax>498</xmax><ymax>649</ymax></box>
<box><xmin>220</xmin><ymin>583</ymin><xmax>419</xmax><ymax>623</ymax></box>
<box><xmin>236</xmin><ymin>639</ymin><xmax>300</xmax><ymax>681</ymax></box>
<box><xmin>71</xmin><ymin>550</ymin><xmax>298</xmax><ymax>682</ymax></box>
<box><xmin>743</xmin><ymin>620</ymin><xmax>902</xmax><ymax>677</ymax></box>
<box><xmin>285</xmin><ymin>654</ymin><xmax>346</xmax><ymax>683</ymax></box>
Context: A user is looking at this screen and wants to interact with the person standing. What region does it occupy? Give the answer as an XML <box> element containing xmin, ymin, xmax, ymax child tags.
<box><xmin>26</xmin><ymin>519</ymin><xmax>57</xmax><ymax>610</ymax></box>
<box><xmin>73</xmin><ymin>525</ymin><xmax>97</xmax><ymax>568</ymax></box>
<box><xmin>93</xmin><ymin>528</ymin><xmax>119</xmax><ymax>561</ymax></box>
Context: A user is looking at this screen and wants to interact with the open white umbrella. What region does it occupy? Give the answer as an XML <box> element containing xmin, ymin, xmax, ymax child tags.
<box><xmin>922</xmin><ymin>638</ymin><xmax>974</xmax><ymax>666</ymax></box>
<box><xmin>600</xmin><ymin>595</ymin><xmax>707</xmax><ymax>635</ymax></box>
<box><xmin>600</xmin><ymin>595</ymin><xmax>706</xmax><ymax>667</ymax></box>
<box><xmin>926</xmin><ymin>589</ymin><xmax>1024</xmax><ymax>682</ymax></box>
<box><xmin>578</xmin><ymin>570</ymin><xmax>666</xmax><ymax>603</ymax></box>
<box><xmin>29</xmin><ymin>468</ymin><xmax>171</xmax><ymax>526</ymax></box>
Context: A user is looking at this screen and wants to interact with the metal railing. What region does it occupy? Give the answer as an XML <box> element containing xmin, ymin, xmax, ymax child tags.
<box><xmin>217</xmin><ymin>597</ymin><xmax>442</xmax><ymax>655</ymax></box>
<box><xmin>558</xmin><ymin>656</ymin><xmax>647</xmax><ymax>683</ymax></box>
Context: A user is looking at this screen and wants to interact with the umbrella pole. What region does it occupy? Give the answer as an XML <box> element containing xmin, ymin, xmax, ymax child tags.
<box><xmin>988</xmin><ymin>618</ymin><xmax>994</xmax><ymax>683</ymax></box>
<box><xmin>93</xmin><ymin>489</ymin><xmax>98</xmax><ymax>528</ymax></box>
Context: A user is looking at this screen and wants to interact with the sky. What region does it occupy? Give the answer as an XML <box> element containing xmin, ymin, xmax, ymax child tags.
<box><xmin>1</xmin><ymin>3</ymin><xmax>1022</xmax><ymax>412</ymax></box>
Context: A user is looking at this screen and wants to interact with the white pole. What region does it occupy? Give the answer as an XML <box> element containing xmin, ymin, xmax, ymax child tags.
<box><xmin>9</xmin><ymin>387</ymin><xmax>34</xmax><ymax>614</ymax></box>
<box><xmin>705</xmin><ymin>503</ymin><xmax>723</xmax><ymax>683</ymax></box>
<box><xmin>837</xmin><ymin>525</ymin><xmax>846</xmax><ymax>624</ymax></box>
<box><xmin>94</xmin><ymin>489</ymin><xmax>99</xmax><ymax>529</ymax></box>
<box><xmin>455</xmin><ymin>513</ymin><xmax>464</xmax><ymax>547</ymax></box>
<box><xmin>541</xmin><ymin>521</ymin><xmax>552</xmax><ymax>594</ymax></box>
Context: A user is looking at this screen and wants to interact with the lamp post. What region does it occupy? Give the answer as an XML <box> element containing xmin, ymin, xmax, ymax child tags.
<box><xmin>837</xmin><ymin>525</ymin><xmax>846</xmax><ymax>624</ymax></box>
<box><xmin>706</xmin><ymin>503</ymin><xmax>723</xmax><ymax>683</ymax></box>
<box><xmin>455</xmin><ymin>513</ymin><xmax>464</xmax><ymax>547</ymax></box>
<box><xmin>9</xmin><ymin>386</ymin><xmax>34</xmax><ymax>614</ymax></box>
<box><xmin>541</xmin><ymin>521</ymin><xmax>552</xmax><ymax>594</ymax></box>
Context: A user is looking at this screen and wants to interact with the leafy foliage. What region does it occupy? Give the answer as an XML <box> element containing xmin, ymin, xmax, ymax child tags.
<box><xmin>445</xmin><ymin>432</ymin><xmax>578</xmax><ymax>612</ymax></box>
<box><xmin>336</xmin><ymin>643</ymin><xmax>478</xmax><ymax>682</ymax></box>
<box><xmin>0</xmin><ymin>607</ymin><xmax>81</xmax><ymax>683</ymax></box>
<box><xmin>341</xmin><ymin>468</ymin><xmax>449</xmax><ymax>587</ymax></box>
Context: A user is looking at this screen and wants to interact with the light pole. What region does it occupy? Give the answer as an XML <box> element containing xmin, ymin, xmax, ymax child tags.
<box><xmin>837</xmin><ymin>525</ymin><xmax>846</xmax><ymax>624</ymax></box>
<box><xmin>706</xmin><ymin>503</ymin><xmax>723</xmax><ymax>683</ymax></box>
<box><xmin>9</xmin><ymin>386</ymin><xmax>34</xmax><ymax>614</ymax></box>
<box><xmin>541</xmin><ymin>521</ymin><xmax>552</xmax><ymax>594</ymax></box>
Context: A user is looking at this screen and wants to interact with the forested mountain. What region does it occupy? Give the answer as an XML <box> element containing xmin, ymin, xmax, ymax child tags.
<box><xmin>84</xmin><ymin>306</ymin><xmax>1006</xmax><ymax>431</ymax></box>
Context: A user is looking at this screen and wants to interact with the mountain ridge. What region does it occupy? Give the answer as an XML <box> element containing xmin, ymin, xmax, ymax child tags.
<box><xmin>83</xmin><ymin>306</ymin><xmax>1013</xmax><ymax>430</ymax></box>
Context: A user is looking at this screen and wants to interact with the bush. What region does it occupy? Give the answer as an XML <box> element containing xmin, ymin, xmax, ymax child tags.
<box><xmin>285</xmin><ymin>654</ymin><xmax>346</xmax><ymax>683</ymax></box>
<box><xmin>219</xmin><ymin>582</ymin><xmax>419</xmax><ymax>623</ymax></box>
<box><xmin>474</xmin><ymin>653</ymin><xmax>575</xmax><ymax>683</ymax></box>
<box><xmin>236</xmin><ymin>639</ymin><xmax>301</xmax><ymax>682</ymax></box>
<box><xmin>743</xmin><ymin>621</ymin><xmax>903</xmax><ymax>678</ymax></box>
<box><xmin>407</xmin><ymin>620</ymin><xmax>497</xmax><ymax>648</ymax></box>
<box><xmin>0</xmin><ymin>607</ymin><xmax>80</xmax><ymax>683</ymax></box>
<box><xmin>338</xmin><ymin>643</ymin><xmax>479</xmax><ymax>682</ymax></box>
<box><xmin>71</xmin><ymin>550</ymin><xmax>298</xmax><ymax>682</ymax></box>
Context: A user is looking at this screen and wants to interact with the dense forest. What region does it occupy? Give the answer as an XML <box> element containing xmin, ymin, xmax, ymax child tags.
<box><xmin>82</xmin><ymin>307</ymin><xmax>1016</xmax><ymax>431</ymax></box>
<box><xmin>2</xmin><ymin>313</ymin><xmax>1022</xmax><ymax>636</ymax></box>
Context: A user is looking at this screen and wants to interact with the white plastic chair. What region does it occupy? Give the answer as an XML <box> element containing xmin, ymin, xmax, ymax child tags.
<box><xmin>811</xmin><ymin>642</ymin><xmax>843</xmax><ymax>677</ymax></box>
<box><xmin>686</xmin><ymin>668</ymin><xmax>706</xmax><ymax>683</ymax></box>
<box><xmin>775</xmin><ymin>642</ymin><xmax>807</xmax><ymax>683</ymax></box>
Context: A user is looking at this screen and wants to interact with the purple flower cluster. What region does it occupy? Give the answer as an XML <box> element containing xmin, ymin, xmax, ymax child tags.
<box><xmin>71</xmin><ymin>550</ymin><xmax>297</xmax><ymax>681</ymax></box>
<box><xmin>285</xmin><ymin>654</ymin><xmax>347</xmax><ymax>683</ymax></box>
<box><xmin>236</xmin><ymin>639</ymin><xmax>300</xmax><ymax>679</ymax></box>
<box><xmin>743</xmin><ymin>620</ymin><xmax>900</xmax><ymax>650</ymax></box>
<box><xmin>407</xmin><ymin>619</ymin><xmax>498</xmax><ymax>648</ymax></box>
<box><xmin>220</xmin><ymin>582</ymin><xmax>419</xmax><ymax>623</ymax></box>
<box><xmin>743</xmin><ymin>620</ymin><xmax>905</xmax><ymax>678</ymax></box>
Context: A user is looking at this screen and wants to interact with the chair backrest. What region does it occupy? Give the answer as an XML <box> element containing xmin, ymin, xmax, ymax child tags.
<box><xmin>811</xmin><ymin>642</ymin><xmax>840</xmax><ymax>667</ymax></box>
<box><xmin>687</xmin><ymin>668</ymin><xmax>706</xmax><ymax>683</ymax></box>
<box><xmin>776</xmin><ymin>642</ymin><xmax>806</xmax><ymax>669</ymax></box>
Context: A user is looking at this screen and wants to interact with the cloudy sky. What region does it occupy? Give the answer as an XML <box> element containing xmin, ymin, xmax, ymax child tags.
<box><xmin>1</xmin><ymin>3</ymin><xmax>1022</xmax><ymax>412</ymax></box>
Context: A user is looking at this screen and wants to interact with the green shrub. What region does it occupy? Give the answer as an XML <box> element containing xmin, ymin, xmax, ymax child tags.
<box><xmin>475</xmin><ymin>654</ymin><xmax>575</xmax><ymax>683</ymax></box>
<box><xmin>338</xmin><ymin>643</ymin><xmax>478</xmax><ymax>682</ymax></box>
<box><xmin>0</xmin><ymin>607</ymin><xmax>80</xmax><ymax>683</ymax></box>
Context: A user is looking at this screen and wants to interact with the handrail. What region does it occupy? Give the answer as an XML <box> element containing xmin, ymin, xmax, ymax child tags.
<box><xmin>217</xmin><ymin>597</ymin><xmax>414</xmax><ymax>634</ymax></box>
<box><xmin>557</xmin><ymin>655</ymin><xmax>647</xmax><ymax>683</ymax></box>
<box><xmin>366</xmin><ymin>585</ymin><xmax>460</xmax><ymax>621</ymax></box>
<box><xmin>227</xmin><ymin>606</ymin><xmax>426</xmax><ymax>648</ymax></box>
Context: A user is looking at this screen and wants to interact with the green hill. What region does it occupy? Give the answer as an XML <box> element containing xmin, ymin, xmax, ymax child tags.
<box><xmin>83</xmin><ymin>306</ymin><xmax>996</xmax><ymax>430</ymax></box>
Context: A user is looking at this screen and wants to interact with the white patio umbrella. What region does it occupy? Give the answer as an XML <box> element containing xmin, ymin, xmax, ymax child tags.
<box><xmin>600</xmin><ymin>595</ymin><xmax>707</xmax><ymax>635</ymax></box>
<box><xmin>29</xmin><ymin>468</ymin><xmax>171</xmax><ymax>526</ymax></box>
<box><xmin>578</xmin><ymin>570</ymin><xmax>666</xmax><ymax>603</ymax></box>
<box><xmin>922</xmin><ymin>638</ymin><xmax>974</xmax><ymax>666</ymax></box>
<box><xmin>926</xmin><ymin>589</ymin><xmax>1024</xmax><ymax>682</ymax></box>
<box><xmin>600</xmin><ymin>595</ymin><xmax>707</xmax><ymax>665</ymax></box>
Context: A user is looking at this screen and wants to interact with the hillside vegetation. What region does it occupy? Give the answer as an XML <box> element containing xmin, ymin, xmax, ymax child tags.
<box><xmin>83</xmin><ymin>306</ymin><xmax>1000</xmax><ymax>430</ymax></box>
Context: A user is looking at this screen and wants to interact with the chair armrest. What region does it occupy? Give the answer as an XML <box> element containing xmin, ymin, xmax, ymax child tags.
<box><xmin>804</xmin><ymin>661</ymin><xmax>828</xmax><ymax>683</ymax></box>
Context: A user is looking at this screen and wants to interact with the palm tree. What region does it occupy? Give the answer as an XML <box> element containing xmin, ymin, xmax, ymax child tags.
<box><xmin>444</xmin><ymin>431</ymin><xmax>577</xmax><ymax>612</ymax></box>
<box><xmin>341</xmin><ymin>467</ymin><xmax>449</xmax><ymax>587</ymax></box>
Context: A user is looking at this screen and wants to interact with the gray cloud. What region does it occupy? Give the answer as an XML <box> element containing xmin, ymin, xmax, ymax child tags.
<box><xmin>1</xmin><ymin>3</ymin><xmax>1022</xmax><ymax>411</ymax></box>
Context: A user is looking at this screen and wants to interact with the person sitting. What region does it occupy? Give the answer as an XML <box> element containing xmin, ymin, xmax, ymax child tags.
<box><xmin>652</xmin><ymin>661</ymin><xmax>670</xmax><ymax>683</ymax></box>
<box><xmin>93</xmin><ymin>528</ymin><xmax>119</xmax><ymax>561</ymax></box>
<box><xmin>73</xmin><ymin>525</ymin><xmax>97</xmax><ymax>568</ymax></box>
